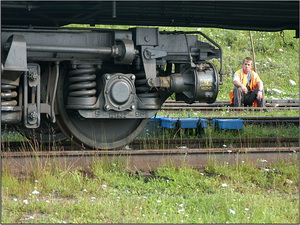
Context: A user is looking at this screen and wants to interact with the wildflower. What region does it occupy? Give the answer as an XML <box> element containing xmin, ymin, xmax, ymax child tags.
<box><xmin>221</xmin><ymin>183</ymin><xmax>228</xmax><ymax>187</ymax></box>
<box><xmin>227</xmin><ymin>150</ymin><xmax>232</xmax><ymax>153</ymax></box>
<box><xmin>279</xmin><ymin>48</ymin><xmax>284</xmax><ymax>52</ymax></box>
<box><xmin>143</xmin><ymin>196</ymin><xmax>148</xmax><ymax>199</ymax></box>
<box><xmin>229</xmin><ymin>209</ymin><xmax>236</xmax><ymax>214</ymax></box>
<box><xmin>178</xmin><ymin>209</ymin><xmax>185</xmax><ymax>213</ymax></box>
<box><xmin>91</xmin><ymin>197</ymin><xmax>96</xmax><ymax>200</ymax></box>
<box><xmin>32</xmin><ymin>190</ymin><xmax>40</xmax><ymax>195</ymax></box>
<box><xmin>157</xmin><ymin>200</ymin><xmax>162</xmax><ymax>203</ymax></box>
<box><xmin>245</xmin><ymin>208</ymin><xmax>249</xmax><ymax>211</ymax></box>
<box><xmin>200</xmin><ymin>173</ymin><xmax>204</xmax><ymax>176</ymax></box>
<box><xmin>13</xmin><ymin>198</ymin><xmax>18</xmax><ymax>201</ymax></box>
<box><xmin>102</xmin><ymin>184</ymin><xmax>107</xmax><ymax>188</ymax></box>
<box><xmin>260</xmin><ymin>159</ymin><xmax>268</xmax><ymax>163</ymax></box>
<box><xmin>223</xmin><ymin>144</ymin><xmax>227</xmax><ymax>148</ymax></box>
<box><xmin>45</xmin><ymin>200</ymin><xmax>50</xmax><ymax>203</ymax></box>
<box><xmin>241</xmin><ymin>161</ymin><xmax>245</xmax><ymax>163</ymax></box>
<box><xmin>82</xmin><ymin>189</ymin><xmax>88</xmax><ymax>192</ymax></box>
<box><xmin>23</xmin><ymin>199</ymin><xmax>29</xmax><ymax>204</ymax></box>
<box><xmin>264</xmin><ymin>168</ymin><xmax>270</xmax><ymax>172</ymax></box>
<box><xmin>178</xmin><ymin>203</ymin><xmax>184</xmax><ymax>207</ymax></box>
<box><xmin>285</xmin><ymin>179</ymin><xmax>293</xmax><ymax>184</ymax></box>
<box><xmin>289</xmin><ymin>80</ymin><xmax>296</xmax><ymax>86</ymax></box>
<box><xmin>28</xmin><ymin>216</ymin><xmax>34</xmax><ymax>219</ymax></box>
<box><xmin>163</xmin><ymin>212</ymin><xmax>167</xmax><ymax>215</ymax></box>
<box><xmin>34</xmin><ymin>180</ymin><xmax>38</xmax><ymax>183</ymax></box>
<box><xmin>55</xmin><ymin>212</ymin><xmax>58</xmax><ymax>215</ymax></box>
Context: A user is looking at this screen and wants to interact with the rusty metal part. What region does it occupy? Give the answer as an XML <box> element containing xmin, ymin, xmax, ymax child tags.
<box><xmin>163</xmin><ymin>99</ymin><xmax>300</xmax><ymax>107</ymax></box>
<box><xmin>161</xmin><ymin>106</ymin><xmax>298</xmax><ymax>111</ymax></box>
<box><xmin>2</xmin><ymin>147</ymin><xmax>299</xmax><ymax>174</ymax></box>
<box><xmin>2</xmin><ymin>137</ymin><xmax>298</xmax><ymax>152</ymax></box>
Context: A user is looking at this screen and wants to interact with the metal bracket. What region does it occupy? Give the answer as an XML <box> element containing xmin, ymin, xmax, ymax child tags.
<box><xmin>3</xmin><ymin>35</ymin><xmax>28</xmax><ymax>73</ymax></box>
<box><xmin>143</xmin><ymin>48</ymin><xmax>167</xmax><ymax>60</ymax></box>
<box><xmin>24</xmin><ymin>63</ymin><xmax>41</xmax><ymax>128</ymax></box>
<box><xmin>141</xmin><ymin>46</ymin><xmax>157</xmax><ymax>80</ymax></box>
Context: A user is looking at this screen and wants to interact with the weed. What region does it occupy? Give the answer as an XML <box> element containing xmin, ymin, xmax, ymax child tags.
<box><xmin>2</xmin><ymin>157</ymin><xmax>298</xmax><ymax>223</ymax></box>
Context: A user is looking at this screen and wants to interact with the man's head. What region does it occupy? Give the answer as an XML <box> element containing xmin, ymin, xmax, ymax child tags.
<box><xmin>242</xmin><ymin>57</ymin><xmax>253</xmax><ymax>73</ymax></box>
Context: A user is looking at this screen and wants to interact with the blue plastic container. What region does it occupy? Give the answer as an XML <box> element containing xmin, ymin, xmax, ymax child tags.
<box><xmin>178</xmin><ymin>117</ymin><xmax>199</xmax><ymax>129</ymax></box>
<box><xmin>199</xmin><ymin>118</ymin><xmax>208</xmax><ymax>128</ymax></box>
<box><xmin>160</xmin><ymin>117</ymin><xmax>178</xmax><ymax>128</ymax></box>
<box><xmin>212</xmin><ymin>118</ymin><xmax>243</xmax><ymax>130</ymax></box>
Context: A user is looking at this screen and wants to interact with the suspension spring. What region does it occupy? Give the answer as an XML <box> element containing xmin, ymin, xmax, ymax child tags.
<box><xmin>67</xmin><ymin>64</ymin><xmax>97</xmax><ymax>108</ymax></box>
<box><xmin>1</xmin><ymin>83</ymin><xmax>18</xmax><ymax>106</ymax></box>
<box><xmin>135</xmin><ymin>71</ymin><xmax>158</xmax><ymax>98</ymax></box>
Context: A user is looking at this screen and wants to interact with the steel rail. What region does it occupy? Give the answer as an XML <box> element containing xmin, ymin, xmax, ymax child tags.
<box><xmin>161</xmin><ymin>106</ymin><xmax>298</xmax><ymax>111</ymax></box>
<box><xmin>2</xmin><ymin>147</ymin><xmax>299</xmax><ymax>174</ymax></box>
<box><xmin>163</xmin><ymin>99</ymin><xmax>299</xmax><ymax>107</ymax></box>
<box><xmin>2</xmin><ymin>137</ymin><xmax>298</xmax><ymax>151</ymax></box>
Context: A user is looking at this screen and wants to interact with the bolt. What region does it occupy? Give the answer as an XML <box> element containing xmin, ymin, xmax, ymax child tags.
<box><xmin>105</xmin><ymin>74</ymin><xmax>110</xmax><ymax>80</ymax></box>
<box><xmin>29</xmin><ymin>111</ymin><xmax>38</xmax><ymax>120</ymax></box>
<box><xmin>130</xmin><ymin>75</ymin><xmax>136</xmax><ymax>80</ymax></box>
<box><xmin>144</xmin><ymin>35</ymin><xmax>150</xmax><ymax>42</ymax></box>
<box><xmin>104</xmin><ymin>105</ymin><xmax>110</xmax><ymax>110</ymax></box>
<box><xmin>29</xmin><ymin>72</ymin><xmax>38</xmax><ymax>80</ymax></box>
<box><xmin>130</xmin><ymin>105</ymin><xmax>135</xmax><ymax>110</ymax></box>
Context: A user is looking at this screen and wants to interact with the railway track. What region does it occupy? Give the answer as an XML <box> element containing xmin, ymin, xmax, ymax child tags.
<box><xmin>161</xmin><ymin>99</ymin><xmax>299</xmax><ymax>112</ymax></box>
<box><xmin>2</xmin><ymin>147</ymin><xmax>299</xmax><ymax>175</ymax></box>
<box><xmin>2</xmin><ymin>137</ymin><xmax>299</xmax><ymax>152</ymax></box>
<box><xmin>163</xmin><ymin>99</ymin><xmax>300</xmax><ymax>108</ymax></box>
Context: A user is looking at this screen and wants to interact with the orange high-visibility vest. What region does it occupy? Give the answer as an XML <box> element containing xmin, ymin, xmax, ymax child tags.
<box><xmin>229</xmin><ymin>69</ymin><xmax>262</xmax><ymax>106</ymax></box>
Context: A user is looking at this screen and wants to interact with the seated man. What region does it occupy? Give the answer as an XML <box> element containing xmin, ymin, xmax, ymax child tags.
<box><xmin>230</xmin><ymin>57</ymin><xmax>265</xmax><ymax>107</ymax></box>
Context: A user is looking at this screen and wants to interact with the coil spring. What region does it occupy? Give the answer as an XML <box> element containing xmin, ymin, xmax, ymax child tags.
<box><xmin>135</xmin><ymin>72</ymin><xmax>158</xmax><ymax>98</ymax></box>
<box><xmin>1</xmin><ymin>83</ymin><xmax>18</xmax><ymax>106</ymax></box>
<box><xmin>67</xmin><ymin>64</ymin><xmax>97</xmax><ymax>107</ymax></box>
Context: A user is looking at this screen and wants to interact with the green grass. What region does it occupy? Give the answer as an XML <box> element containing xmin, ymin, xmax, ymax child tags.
<box><xmin>2</xmin><ymin>157</ymin><xmax>299</xmax><ymax>223</ymax></box>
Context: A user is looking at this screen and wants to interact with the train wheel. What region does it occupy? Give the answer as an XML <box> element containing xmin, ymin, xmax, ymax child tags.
<box><xmin>55</xmin><ymin>67</ymin><xmax>149</xmax><ymax>150</ymax></box>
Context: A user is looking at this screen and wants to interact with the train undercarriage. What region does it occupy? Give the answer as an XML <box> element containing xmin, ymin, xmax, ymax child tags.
<box><xmin>1</xmin><ymin>26</ymin><xmax>222</xmax><ymax>149</ymax></box>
